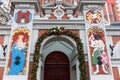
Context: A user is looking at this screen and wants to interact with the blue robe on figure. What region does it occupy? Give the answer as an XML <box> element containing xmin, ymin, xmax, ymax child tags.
<box><xmin>8</xmin><ymin>43</ymin><xmax>26</xmax><ymax>75</ymax></box>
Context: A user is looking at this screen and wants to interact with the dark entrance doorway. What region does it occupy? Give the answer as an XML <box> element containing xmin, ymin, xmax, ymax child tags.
<box><xmin>44</xmin><ymin>51</ymin><xmax>70</xmax><ymax>80</ymax></box>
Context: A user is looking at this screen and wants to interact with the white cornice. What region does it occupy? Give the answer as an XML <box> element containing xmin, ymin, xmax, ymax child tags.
<box><xmin>42</xmin><ymin>1</ymin><xmax>76</xmax><ymax>9</ymax></box>
<box><xmin>33</xmin><ymin>19</ymin><xmax>85</xmax><ymax>25</ymax></box>
<box><xmin>0</xmin><ymin>20</ymin><xmax>120</xmax><ymax>31</ymax></box>
<box><xmin>0</xmin><ymin>57</ymin><xmax>6</xmax><ymax>67</ymax></box>
<box><xmin>78</xmin><ymin>0</ymin><xmax>105</xmax><ymax>12</ymax></box>
<box><xmin>111</xmin><ymin>57</ymin><xmax>120</xmax><ymax>67</ymax></box>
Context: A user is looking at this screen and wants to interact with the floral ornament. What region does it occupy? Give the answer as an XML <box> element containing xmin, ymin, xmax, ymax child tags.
<box><xmin>86</xmin><ymin>10</ymin><xmax>102</xmax><ymax>24</ymax></box>
<box><xmin>31</xmin><ymin>27</ymin><xmax>87</xmax><ymax>80</ymax></box>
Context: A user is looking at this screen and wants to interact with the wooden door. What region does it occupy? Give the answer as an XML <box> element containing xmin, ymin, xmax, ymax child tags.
<box><xmin>44</xmin><ymin>51</ymin><xmax>70</xmax><ymax>80</ymax></box>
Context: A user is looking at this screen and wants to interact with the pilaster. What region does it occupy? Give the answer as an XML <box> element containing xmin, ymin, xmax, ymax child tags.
<box><xmin>3</xmin><ymin>0</ymin><xmax>39</xmax><ymax>80</ymax></box>
<box><xmin>79</xmin><ymin>0</ymin><xmax>114</xmax><ymax>80</ymax></box>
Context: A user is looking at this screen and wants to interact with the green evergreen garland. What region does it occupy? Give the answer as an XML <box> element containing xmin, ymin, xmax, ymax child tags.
<box><xmin>31</xmin><ymin>27</ymin><xmax>87</xmax><ymax>80</ymax></box>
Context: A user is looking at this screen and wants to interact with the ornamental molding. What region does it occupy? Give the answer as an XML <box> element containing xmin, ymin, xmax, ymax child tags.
<box><xmin>42</xmin><ymin>1</ymin><xmax>76</xmax><ymax>18</ymax></box>
<box><xmin>11</xmin><ymin>0</ymin><xmax>40</xmax><ymax>11</ymax></box>
<box><xmin>83</xmin><ymin>5</ymin><xmax>102</xmax><ymax>10</ymax></box>
<box><xmin>0</xmin><ymin>57</ymin><xmax>6</xmax><ymax>67</ymax></box>
<box><xmin>42</xmin><ymin>1</ymin><xmax>76</xmax><ymax>9</ymax></box>
<box><xmin>1</xmin><ymin>20</ymin><xmax>120</xmax><ymax>31</ymax></box>
<box><xmin>15</xmin><ymin>4</ymin><xmax>35</xmax><ymax>9</ymax></box>
<box><xmin>78</xmin><ymin>0</ymin><xmax>106</xmax><ymax>12</ymax></box>
<box><xmin>54</xmin><ymin>8</ymin><xmax>64</xmax><ymax>19</ymax></box>
<box><xmin>111</xmin><ymin>57</ymin><xmax>120</xmax><ymax>66</ymax></box>
<box><xmin>33</xmin><ymin>19</ymin><xmax>85</xmax><ymax>25</ymax></box>
<box><xmin>0</xmin><ymin>4</ymin><xmax>11</xmax><ymax>24</ymax></box>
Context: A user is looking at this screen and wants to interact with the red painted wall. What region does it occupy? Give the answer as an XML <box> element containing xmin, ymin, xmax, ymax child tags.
<box><xmin>112</xmin><ymin>36</ymin><xmax>120</xmax><ymax>45</ymax></box>
<box><xmin>0</xmin><ymin>67</ymin><xmax>4</xmax><ymax>80</ymax></box>
<box><xmin>113</xmin><ymin>67</ymin><xmax>120</xmax><ymax>80</ymax></box>
<box><xmin>0</xmin><ymin>35</ymin><xmax>4</xmax><ymax>45</ymax></box>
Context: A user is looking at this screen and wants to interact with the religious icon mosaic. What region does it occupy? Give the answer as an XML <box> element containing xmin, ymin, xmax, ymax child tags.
<box><xmin>7</xmin><ymin>27</ymin><xmax>30</xmax><ymax>75</ymax></box>
<box><xmin>88</xmin><ymin>26</ymin><xmax>110</xmax><ymax>75</ymax></box>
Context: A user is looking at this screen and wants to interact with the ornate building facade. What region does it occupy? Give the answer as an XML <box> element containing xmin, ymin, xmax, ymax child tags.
<box><xmin>0</xmin><ymin>0</ymin><xmax>120</xmax><ymax>80</ymax></box>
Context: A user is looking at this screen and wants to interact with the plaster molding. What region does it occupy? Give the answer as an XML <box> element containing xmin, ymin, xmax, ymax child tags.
<box><xmin>1</xmin><ymin>22</ymin><xmax>120</xmax><ymax>31</ymax></box>
<box><xmin>0</xmin><ymin>57</ymin><xmax>6</xmax><ymax>67</ymax></box>
<box><xmin>11</xmin><ymin>0</ymin><xmax>40</xmax><ymax>12</ymax></box>
<box><xmin>111</xmin><ymin>58</ymin><xmax>120</xmax><ymax>67</ymax></box>
<box><xmin>0</xmin><ymin>5</ymin><xmax>11</xmax><ymax>24</ymax></box>
<box><xmin>33</xmin><ymin>19</ymin><xmax>85</xmax><ymax>25</ymax></box>
<box><xmin>78</xmin><ymin>0</ymin><xmax>105</xmax><ymax>12</ymax></box>
<box><xmin>15</xmin><ymin>4</ymin><xmax>35</xmax><ymax>10</ymax></box>
<box><xmin>42</xmin><ymin>1</ymin><xmax>76</xmax><ymax>9</ymax></box>
<box><xmin>83</xmin><ymin>5</ymin><xmax>102</xmax><ymax>11</ymax></box>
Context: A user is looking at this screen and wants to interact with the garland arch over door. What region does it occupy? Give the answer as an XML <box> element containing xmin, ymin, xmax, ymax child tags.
<box><xmin>31</xmin><ymin>27</ymin><xmax>87</xmax><ymax>80</ymax></box>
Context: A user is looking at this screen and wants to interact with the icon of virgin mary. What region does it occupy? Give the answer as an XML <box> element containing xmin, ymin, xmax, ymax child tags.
<box><xmin>8</xmin><ymin>35</ymin><xmax>26</xmax><ymax>75</ymax></box>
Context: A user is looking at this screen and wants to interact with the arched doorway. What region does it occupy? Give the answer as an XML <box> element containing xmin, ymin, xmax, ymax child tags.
<box><xmin>44</xmin><ymin>51</ymin><xmax>70</xmax><ymax>80</ymax></box>
<box><xmin>31</xmin><ymin>27</ymin><xmax>87</xmax><ymax>80</ymax></box>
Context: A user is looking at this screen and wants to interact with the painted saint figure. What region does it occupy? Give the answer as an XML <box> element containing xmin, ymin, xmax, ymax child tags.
<box><xmin>8</xmin><ymin>35</ymin><xmax>26</xmax><ymax>75</ymax></box>
<box><xmin>89</xmin><ymin>33</ymin><xmax>109</xmax><ymax>74</ymax></box>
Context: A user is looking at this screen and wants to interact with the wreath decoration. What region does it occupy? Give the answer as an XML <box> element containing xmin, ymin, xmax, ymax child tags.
<box><xmin>31</xmin><ymin>27</ymin><xmax>87</xmax><ymax>80</ymax></box>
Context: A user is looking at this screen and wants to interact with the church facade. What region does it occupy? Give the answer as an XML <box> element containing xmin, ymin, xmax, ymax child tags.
<box><xmin>0</xmin><ymin>0</ymin><xmax>120</xmax><ymax>80</ymax></box>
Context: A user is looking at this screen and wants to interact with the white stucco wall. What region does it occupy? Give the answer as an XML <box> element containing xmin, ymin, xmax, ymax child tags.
<box><xmin>43</xmin><ymin>41</ymin><xmax>73</xmax><ymax>61</ymax></box>
<box><xmin>30</xmin><ymin>30</ymin><xmax>38</xmax><ymax>54</ymax></box>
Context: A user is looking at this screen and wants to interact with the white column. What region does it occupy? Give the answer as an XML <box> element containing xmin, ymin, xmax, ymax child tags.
<box><xmin>105</xmin><ymin>2</ymin><xmax>110</xmax><ymax>25</ymax></box>
<box><xmin>109</xmin><ymin>4</ymin><xmax>115</xmax><ymax>21</ymax></box>
<box><xmin>76</xmin><ymin>60</ymin><xmax>80</xmax><ymax>80</ymax></box>
<box><xmin>118</xmin><ymin>65</ymin><xmax>120</xmax><ymax>79</ymax></box>
<box><xmin>37</xmin><ymin>60</ymin><xmax>42</xmax><ymax>80</ymax></box>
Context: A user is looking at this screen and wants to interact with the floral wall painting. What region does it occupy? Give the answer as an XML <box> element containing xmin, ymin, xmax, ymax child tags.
<box><xmin>88</xmin><ymin>26</ymin><xmax>110</xmax><ymax>75</ymax></box>
<box><xmin>86</xmin><ymin>10</ymin><xmax>102</xmax><ymax>24</ymax></box>
<box><xmin>7</xmin><ymin>27</ymin><xmax>30</xmax><ymax>75</ymax></box>
<box><xmin>14</xmin><ymin>10</ymin><xmax>32</xmax><ymax>24</ymax></box>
